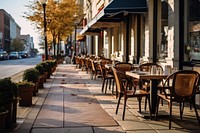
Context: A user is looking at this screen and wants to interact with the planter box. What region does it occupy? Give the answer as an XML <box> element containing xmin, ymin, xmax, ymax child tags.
<box><xmin>18</xmin><ymin>86</ymin><xmax>34</xmax><ymax>106</ymax></box>
<box><xmin>0</xmin><ymin>110</ymin><xmax>8</xmax><ymax>133</ymax></box>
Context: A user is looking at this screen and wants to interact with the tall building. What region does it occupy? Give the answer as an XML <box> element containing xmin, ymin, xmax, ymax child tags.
<box><xmin>0</xmin><ymin>9</ymin><xmax>11</xmax><ymax>51</ymax></box>
<box><xmin>20</xmin><ymin>34</ymin><xmax>34</xmax><ymax>54</ymax></box>
<box><xmin>0</xmin><ymin>9</ymin><xmax>21</xmax><ymax>52</ymax></box>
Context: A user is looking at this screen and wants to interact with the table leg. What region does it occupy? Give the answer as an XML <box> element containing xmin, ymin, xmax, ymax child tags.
<box><xmin>150</xmin><ymin>79</ymin><xmax>158</xmax><ymax>114</ymax></box>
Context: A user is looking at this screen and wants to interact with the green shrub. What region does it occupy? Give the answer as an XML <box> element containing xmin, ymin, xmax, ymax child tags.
<box><xmin>0</xmin><ymin>77</ymin><xmax>17</xmax><ymax>109</ymax></box>
<box><xmin>16</xmin><ymin>81</ymin><xmax>35</xmax><ymax>88</ymax></box>
<box><xmin>35</xmin><ymin>64</ymin><xmax>45</xmax><ymax>76</ymax></box>
<box><xmin>40</xmin><ymin>62</ymin><xmax>51</xmax><ymax>74</ymax></box>
<box><xmin>22</xmin><ymin>68</ymin><xmax>39</xmax><ymax>83</ymax></box>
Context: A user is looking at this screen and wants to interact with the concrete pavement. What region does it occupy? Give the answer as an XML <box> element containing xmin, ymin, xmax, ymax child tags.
<box><xmin>10</xmin><ymin>63</ymin><xmax>200</xmax><ymax>133</ymax></box>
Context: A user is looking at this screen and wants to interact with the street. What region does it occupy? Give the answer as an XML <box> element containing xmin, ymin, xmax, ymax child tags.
<box><xmin>0</xmin><ymin>55</ymin><xmax>42</xmax><ymax>79</ymax></box>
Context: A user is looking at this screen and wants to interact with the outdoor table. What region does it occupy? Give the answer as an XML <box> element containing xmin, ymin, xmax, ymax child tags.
<box><xmin>126</xmin><ymin>70</ymin><xmax>168</xmax><ymax>114</ymax></box>
<box><xmin>132</xmin><ymin>64</ymin><xmax>140</xmax><ymax>70</ymax></box>
<box><xmin>105</xmin><ymin>64</ymin><xmax>113</xmax><ymax>69</ymax></box>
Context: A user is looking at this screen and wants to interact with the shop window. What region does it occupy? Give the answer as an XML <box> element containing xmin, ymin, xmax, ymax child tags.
<box><xmin>159</xmin><ymin>1</ymin><xmax>168</xmax><ymax>60</ymax></box>
<box><xmin>185</xmin><ymin>0</ymin><xmax>200</xmax><ymax>62</ymax></box>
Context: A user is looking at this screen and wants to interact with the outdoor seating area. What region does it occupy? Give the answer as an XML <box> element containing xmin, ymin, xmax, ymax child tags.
<box><xmin>73</xmin><ymin>55</ymin><xmax>200</xmax><ymax>130</ymax></box>
<box><xmin>8</xmin><ymin>61</ymin><xmax>200</xmax><ymax>132</ymax></box>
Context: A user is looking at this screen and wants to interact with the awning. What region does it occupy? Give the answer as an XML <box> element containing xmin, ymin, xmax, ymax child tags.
<box><xmin>79</xmin><ymin>26</ymin><xmax>102</xmax><ymax>35</ymax></box>
<box><xmin>80</xmin><ymin>0</ymin><xmax>147</xmax><ymax>35</ymax></box>
<box><xmin>104</xmin><ymin>0</ymin><xmax>147</xmax><ymax>14</ymax></box>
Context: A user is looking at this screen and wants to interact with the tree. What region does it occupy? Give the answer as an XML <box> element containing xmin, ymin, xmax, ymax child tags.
<box><xmin>24</xmin><ymin>0</ymin><xmax>83</xmax><ymax>57</ymax></box>
<box><xmin>10</xmin><ymin>38</ymin><xmax>25</xmax><ymax>51</ymax></box>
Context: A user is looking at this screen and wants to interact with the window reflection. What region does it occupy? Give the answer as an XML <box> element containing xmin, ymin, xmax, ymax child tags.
<box><xmin>159</xmin><ymin>0</ymin><xmax>168</xmax><ymax>60</ymax></box>
<box><xmin>186</xmin><ymin>0</ymin><xmax>200</xmax><ymax>61</ymax></box>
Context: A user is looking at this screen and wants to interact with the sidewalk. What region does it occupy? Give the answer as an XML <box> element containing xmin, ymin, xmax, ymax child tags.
<box><xmin>11</xmin><ymin>63</ymin><xmax>200</xmax><ymax>133</ymax></box>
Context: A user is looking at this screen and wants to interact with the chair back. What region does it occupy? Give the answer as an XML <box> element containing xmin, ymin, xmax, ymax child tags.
<box><xmin>138</xmin><ymin>63</ymin><xmax>163</xmax><ymax>73</ymax></box>
<box><xmin>112</xmin><ymin>67</ymin><xmax>125</xmax><ymax>93</ymax></box>
<box><xmin>75</xmin><ymin>56</ymin><xmax>81</xmax><ymax>66</ymax></box>
<box><xmin>172</xmin><ymin>70</ymin><xmax>199</xmax><ymax>98</ymax></box>
<box><xmin>99</xmin><ymin>59</ymin><xmax>112</xmax><ymax>78</ymax></box>
<box><xmin>85</xmin><ymin>58</ymin><xmax>91</xmax><ymax>68</ymax></box>
<box><xmin>80</xmin><ymin>57</ymin><xmax>85</xmax><ymax>66</ymax></box>
<box><xmin>91</xmin><ymin>60</ymin><xmax>96</xmax><ymax>72</ymax></box>
<box><xmin>162</xmin><ymin>70</ymin><xmax>199</xmax><ymax>101</ymax></box>
<box><xmin>114</xmin><ymin>62</ymin><xmax>134</xmax><ymax>73</ymax></box>
<box><xmin>101</xmin><ymin>59</ymin><xmax>112</xmax><ymax>68</ymax></box>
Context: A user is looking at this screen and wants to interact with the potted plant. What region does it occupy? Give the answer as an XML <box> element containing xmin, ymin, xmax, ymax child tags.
<box><xmin>0</xmin><ymin>77</ymin><xmax>17</xmax><ymax>128</ymax></box>
<box><xmin>35</xmin><ymin>64</ymin><xmax>45</xmax><ymax>89</ymax></box>
<box><xmin>16</xmin><ymin>81</ymin><xmax>35</xmax><ymax>106</ymax></box>
<box><xmin>46</xmin><ymin>60</ymin><xmax>57</xmax><ymax>73</ymax></box>
<box><xmin>40</xmin><ymin>62</ymin><xmax>51</xmax><ymax>79</ymax></box>
<box><xmin>0</xmin><ymin>104</ymin><xmax>8</xmax><ymax>132</ymax></box>
<box><xmin>22</xmin><ymin>68</ymin><xmax>39</xmax><ymax>96</ymax></box>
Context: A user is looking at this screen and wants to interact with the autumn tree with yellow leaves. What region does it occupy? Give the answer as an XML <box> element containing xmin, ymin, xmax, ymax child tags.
<box><xmin>24</xmin><ymin>0</ymin><xmax>83</xmax><ymax>57</ymax></box>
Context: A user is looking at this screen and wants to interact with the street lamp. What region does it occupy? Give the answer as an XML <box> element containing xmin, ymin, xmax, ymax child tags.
<box><xmin>0</xmin><ymin>32</ymin><xmax>3</xmax><ymax>49</ymax></box>
<box><xmin>38</xmin><ymin>0</ymin><xmax>48</xmax><ymax>60</ymax></box>
<box><xmin>74</xmin><ymin>14</ymin><xmax>78</xmax><ymax>56</ymax></box>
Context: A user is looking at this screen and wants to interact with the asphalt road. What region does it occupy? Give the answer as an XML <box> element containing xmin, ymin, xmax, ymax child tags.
<box><xmin>0</xmin><ymin>56</ymin><xmax>42</xmax><ymax>80</ymax></box>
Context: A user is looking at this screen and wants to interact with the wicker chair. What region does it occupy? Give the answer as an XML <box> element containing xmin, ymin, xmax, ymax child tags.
<box><xmin>113</xmin><ymin>67</ymin><xmax>151</xmax><ymax>120</ymax></box>
<box><xmin>75</xmin><ymin>56</ymin><xmax>81</xmax><ymax>69</ymax></box>
<box><xmin>99</xmin><ymin>59</ymin><xmax>114</xmax><ymax>94</ymax></box>
<box><xmin>155</xmin><ymin>70</ymin><xmax>200</xmax><ymax>129</ymax></box>
<box><xmin>113</xmin><ymin>62</ymin><xmax>135</xmax><ymax>97</ymax></box>
<box><xmin>138</xmin><ymin>63</ymin><xmax>164</xmax><ymax>110</ymax></box>
<box><xmin>90</xmin><ymin>59</ymin><xmax>101</xmax><ymax>80</ymax></box>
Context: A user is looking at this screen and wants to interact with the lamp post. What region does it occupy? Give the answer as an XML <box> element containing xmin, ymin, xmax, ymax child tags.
<box><xmin>74</xmin><ymin>24</ymin><xmax>77</xmax><ymax>55</ymax></box>
<box><xmin>39</xmin><ymin>0</ymin><xmax>48</xmax><ymax>60</ymax></box>
<box><xmin>74</xmin><ymin>14</ymin><xmax>78</xmax><ymax>56</ymax></box>
<box><xmin>0</xmin><ymin>32</ymin><xmax>3</xmax><ymax>49</ymax></box>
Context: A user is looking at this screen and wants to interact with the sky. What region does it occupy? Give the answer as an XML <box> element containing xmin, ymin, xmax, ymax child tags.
<box><xmin>0</xmin><ymin>0</ymin><xmax>40</xmax><ymax>50</ymax></box>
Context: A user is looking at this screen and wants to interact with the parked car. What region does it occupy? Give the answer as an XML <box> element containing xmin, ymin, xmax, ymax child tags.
<box><xmin>18</xmin><ymin>51</ymin><xmax>29</xmax><ymax>58</ymax></box>
<box><xmin>0</xmin><ymin>51</ymin><xmax>9</xmax><ymax>60</ymax></box>
<box><xmin>9</xmin><ymin>51</ymin><xmax>20</xmax><ymax>59</ymax></box>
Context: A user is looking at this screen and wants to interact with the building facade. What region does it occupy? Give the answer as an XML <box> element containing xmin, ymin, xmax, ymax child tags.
<box><xmin>0</xmin><ymin>9</ymin><xmax>35</xmax><ymax>53</ymax></box>
<box><xmin>79</xmin><ymin>0</ymin><xmax>200</xmax><ymax>71</ymax></box>
<box><xmin>20</xmin><ymin>34</ymin><xmax>34</xmax><ymax>55</ymax></box>
<box><xmin>0</xmin><ymin>9</ymin><xmax>11</xmax><ymax>52</ymax></box>
<box><xmin>78</xmin><ymin>0</ymin><xmax>200</xmax><ymax>105</ymax></box>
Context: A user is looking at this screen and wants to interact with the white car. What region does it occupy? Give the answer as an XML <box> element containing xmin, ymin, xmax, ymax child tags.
<box><xmin>9</xmin><ymin>51</ymin><xmax>20</xmax><ymax>59</ymax></box>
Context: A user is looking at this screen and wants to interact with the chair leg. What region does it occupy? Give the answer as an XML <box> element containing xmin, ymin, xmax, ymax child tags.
<box><xmin>101</xmin><ymin>79</ymin><xmax>105</xmax><ymax>93</ymax></box>
<box><xmin>144</xmin><ymin>97</ymin><xmax>147</xmax><ymax>111</ymax></box>
<box><xmin>179</xmin><ymin>102</ymin><xmax>184</xmax><ymax>120</ymax></box>
<box><xmin>192</xmin><ymin>101</ymin><xmax>200</xmax><ymax>126</ymax></box>
<box><xmin>155</xmin><ymin>96</ymin><xmax>161</xmax><ymax>120</ymax></box>
<box><xmin>109</xmin><ymin>79</ymin><xmax>111</xmax><ymax>90</ymax></box>
<box><xmin>112</xmin><ymin>79</ymin><xmax>115</xmax><ymax>94</ymax></box>
<box><xmin>137</xmin><ymin>97</ymin><xmax>142</xmax><ymax>113</ymax></box>
<box><xmin>94</xmin><ymin>72</ymin><xmax>97</xmax><ymax>80</ymax></box>
<box><xmin>105</xmin><ymin>79</ymin><xmax>108</xmax><ymax>94</ymax></box>
<box><xmin>122</xmin><ymin>96</ymin><xmax>128</xmax><ymax>120</ymax></box>
<box><xmin>116</xmin><ymin>93</ymin><xmax>123</xmax><ymax>115</ymax></box>
<box><xmin>147</xmin><ymin>96</ymin><xmax>152</xmax><ymax>120</ymax></box>
<box><xmin>169</xmin><ymin>101</ymin><xmax>172</xmax><ymax>129</ymax></box>
<box><xmin>90</xmin><ymin>72</ymin><xmax>93</xmax><ymax>79</ymax></box>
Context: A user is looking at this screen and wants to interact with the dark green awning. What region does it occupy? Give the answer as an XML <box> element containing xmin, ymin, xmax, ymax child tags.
<box><xmin>80</xmin><ymin>0</ymin><xmax>147</xmax><ymax>35</ymax></box>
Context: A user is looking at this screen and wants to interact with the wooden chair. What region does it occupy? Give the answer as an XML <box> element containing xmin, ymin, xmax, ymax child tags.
<box><xmin>138</xmin><ymin>63</ymin><xmax>164</xmax><ymax>110</ymax></box>
<box><xmin>85</xmin><ymin>57</ymin><xmax>91</xmax><ymax>73</ymax></box>
<box><xmin>155</xmin><ymin>70</ymin><xmax>200</xmax><ymax>129</ymax></box>
<box><xmin>99</xmin><ymin>59</ymin><xmax>114</xmax><ymax>94</ymax></box>
<box><xmin>80</xmin><ymin>57</ymin><xmax>86</xmax><ymax>71</ymax></box>
<box><xmin>75</xmin><ymin>56</ymin><xmax>81</xmax><ymax>68</ymax></box>
<box><xmin>113</xmin><ymin>67</ymin><xmax>151</xmax><ymax>120</ymax></box>
<box><xmin>113</xmin><ymin>62</ymin><xmax>135</xmax><ymax>97</ymax></box>
<box><xmin>191</xmin><ymin>64</ymin><xmax>200</xmax><ymax>109</ymax></box>
<box><xmin>90</xmin><ymin>60</ymin><xmax>101</xmax><ymax>80</ymax></box>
